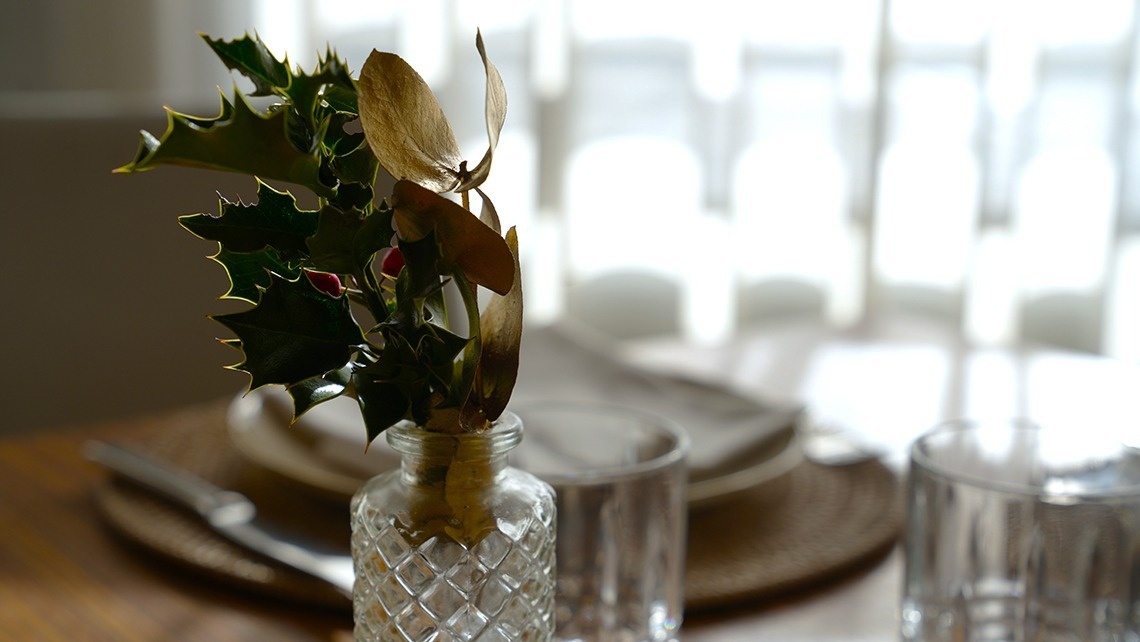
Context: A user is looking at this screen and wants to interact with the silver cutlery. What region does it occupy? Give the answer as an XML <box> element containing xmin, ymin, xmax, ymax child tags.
<box><xmin>83</xmin><ymin>440</ymin><xmax>355</xmax><ymax>599</ymax></box>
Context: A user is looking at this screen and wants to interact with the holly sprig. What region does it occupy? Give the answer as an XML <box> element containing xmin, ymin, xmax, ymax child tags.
<box><xmin>117</xmin><ymin>32</ymin><xmax>523</xmax><ymax>442</ymax></box>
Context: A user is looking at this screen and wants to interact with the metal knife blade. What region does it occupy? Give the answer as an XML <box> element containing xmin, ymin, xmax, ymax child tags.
<box><xmin>83</xmin><ymin>440</ymin><xmax>355</xmax><ymax>599</ymax></box>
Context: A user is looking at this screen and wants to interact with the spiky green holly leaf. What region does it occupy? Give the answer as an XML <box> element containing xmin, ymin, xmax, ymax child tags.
<box><xmin>287</xmin><ymin>48</ymin><xmax>358</xmax><ymax>126</ymax></box>
<box><xmin>352</xmin><ymin>333</ymin><xmax>429</xmax><ymax>442</ymax></box>
<box><xmin>114</xmin><ymin>91</ymin><xmax>332</xmax><ymax>197</ymax></box>
<box><xmin>201</xmin><ymin>33</ymin><xmax>290</xmax><ymax>97</ymax></box>
<box><xmin>306</xmin><ymin>205</ymin><xmax>364</xmax><ymax>275</ymax></box>
<box><xmin>202</xmin><ymin>34</ymin><xmax>357</xmax><ymax>130</ymax></box>
<box><xmin>179</xmin><ymin>182</ymin><xmax>318</xmax><ymax>259</ymax></box>
<box><xmin>355</xmin><ymin>201</ymin><xmax>398</xmax><ymax>264</ymax></box>
<box><xmin>388</xmin><ymin>231</ymin><xmax>451</xmax><ymax>341</ymax></box>
<box><xmin>368</xmin><ymin>313</ymin><xmax>469</xmax><ymax>404</ymax></box>
<box><xmin>286</xmin><ymin>364</ymin><xmax>353</xmax><ymax>418</ymax></box>
<box><xmin>323</xmin><ymin>85</ymin><xmax>358</xmax><ymax>115</ymax></box>
<box><xmin>329</xmin><ymin>133</ymin><xmax>379</xmax><ymax>187</ymax></box>
<box><xmin>416</xmin><ymin>322</ymin><xmax>473</xmax><ymax>397</ymax></box>
<box><xmin>210</xmin><ymin>245</ymin><xmax>299</xmax><ymax>303</ymax></box>
<box><xmin>353</xmin><ymin>374</ymin><xmax>410</xmax><ymax>445</ymax></box>
<box><xmin>372</xmin><ymin>251</ymin><xmax>475</xmax><ymax>415</ymax></box>
<box><xmin>395</xmin><ymin>231</ymin><xmax>444</xmax><ymax>312</ymax></box>
<box><xmin>332</xmin><ymin>181</ymin><xmax>375</xmax><ymax>213</ymax></box>
<box><xmin>323</xmin><ymin>131</ymin><xmax>378</xmax><ymax>213</ymax></box>
<box><xmin>306</xmin><ymin>202</ymin><xmax>393</xmax><ymax>275</ymax></box>
<box><xmin>213</xmin><ymin>274</ymin><xmax>364</xmax><ymax>389</ymax></box>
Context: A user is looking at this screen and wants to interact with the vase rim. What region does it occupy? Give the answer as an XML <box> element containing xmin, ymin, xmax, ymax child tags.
<box><xmin>385</xmin><ymin>411</ymin><xmax>523</xmax><ymax>456</ymax></box>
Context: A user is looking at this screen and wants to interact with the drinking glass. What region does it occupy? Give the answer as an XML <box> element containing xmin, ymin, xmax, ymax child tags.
<box><xmin>511</xmin><ymin>402</ymin><xmax>690</xmax><ymax>642</ymax></box>
<box><xmin>902</xmin><ymin>418</ymin><xmax>1140</xmax><ymax>641</ymax></box>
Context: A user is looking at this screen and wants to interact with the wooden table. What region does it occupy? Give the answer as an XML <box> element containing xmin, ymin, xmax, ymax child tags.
<box><xmin>6</xmin><ymin>316</ymin><xmax>1134</xmax><ymax>641</ymax></box>
<box><xmin>0</xmin><ymin>413</ymin><xmax>356</xmax><ymax>642</ymax></box>
<box><xmin>0</xmin><ymin>405</ymin><xmax>905</xmax><ymax>642</ymax></box>
<box><xmin>0</xmin><ymin>407</ymin><xmax>900</xmax><ymax>642</ymax></box>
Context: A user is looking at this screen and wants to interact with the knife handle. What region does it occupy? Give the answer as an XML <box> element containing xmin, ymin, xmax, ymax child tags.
<box><xmin>83</xmin><ymin>440</ymin><xmax>253</xmax><ymax>519</ymax></box>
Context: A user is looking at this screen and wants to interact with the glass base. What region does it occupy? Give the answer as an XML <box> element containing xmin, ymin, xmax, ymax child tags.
<box><xmin>353</xmin><ymin>509</ymin><xmax>554</xmax><ymax>641</ymax></box>
<box><xmin>901</xmin><ymin>596</ymin><xmax>1139</xmax><ymax>642</ymax></box>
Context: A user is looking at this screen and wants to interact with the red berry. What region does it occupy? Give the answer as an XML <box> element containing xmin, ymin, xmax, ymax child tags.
<box><xmin>305</xmin><ymin>270</ymin><xmax>343</xmax><ymax>297</ymax></box>
<box><xmin>380</xmin><ymin>247</ymin><xmax>405</xmax><ymax>276</ymax></box>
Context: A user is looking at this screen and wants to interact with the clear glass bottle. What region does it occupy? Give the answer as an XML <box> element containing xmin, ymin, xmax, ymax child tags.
<box><xmin>350</xmin><ymin>411</ymin><xmax>556</xmax><ymax>641</ymax></box>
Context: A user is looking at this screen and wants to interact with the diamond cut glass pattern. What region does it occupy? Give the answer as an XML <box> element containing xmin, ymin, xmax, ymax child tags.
<box><xmin>350</xmin><ymin>414</ymin><xmax>556</xmax><ymax>641</ymax></box>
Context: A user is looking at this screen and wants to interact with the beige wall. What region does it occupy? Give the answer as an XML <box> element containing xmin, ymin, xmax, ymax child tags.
<box><xmin>1</xmin><ymin>118</ymin><xmax>267</xmax><ymax>433</ymax></box>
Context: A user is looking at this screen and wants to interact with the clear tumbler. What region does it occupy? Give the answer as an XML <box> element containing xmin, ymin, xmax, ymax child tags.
<box><xmin>512</xmin><ymin>402</ymin><xmax>690</xmax><ymax>642</ymax></box>
<box><xmin>902</xmin><ymin>418</ymin><xmax>1140</xmax><ymax>641</ymax></box>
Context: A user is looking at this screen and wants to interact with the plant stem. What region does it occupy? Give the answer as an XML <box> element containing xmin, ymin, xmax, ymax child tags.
<box><xmin>448</xmin><ymin>270</ymin><xmax>483</xmax><ymax>411</ymax></box>
<box><xmin>353</xmin><ymin>266</ymin><xmax>389</xmax><ymax>325</ymax></box>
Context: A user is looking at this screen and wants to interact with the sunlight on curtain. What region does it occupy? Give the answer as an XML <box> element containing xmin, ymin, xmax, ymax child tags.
<box><xmin>241</xmin><ymin>0</ymin><xmax>1140</xmax><ymax>357</ymax></box>
<box><xmin>732</xmin><ymin>140</ymin><xmax>851</xmax><ymax>324</ymax></box>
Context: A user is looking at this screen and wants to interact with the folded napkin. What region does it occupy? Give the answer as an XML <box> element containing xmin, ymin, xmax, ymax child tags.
<box><xmin>260</xmin><ymin>322</ymin><xmax>801</xmax><ymax>493</ymax></box>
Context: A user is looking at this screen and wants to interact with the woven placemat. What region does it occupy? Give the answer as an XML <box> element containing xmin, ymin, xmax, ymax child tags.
<box><xmin>685</xmin><ymin>455</ymin><xmax>902</xmax><ymax>611</ymax></box>
<box><xmin>91</xmin><ymin>401</ymin><xmax>351</xmax><ymax>610</ymax></box>
<box><xmin>90</xmin><ymin>399</ymin><xmax>902</xmax><ymax>613</ymax></box>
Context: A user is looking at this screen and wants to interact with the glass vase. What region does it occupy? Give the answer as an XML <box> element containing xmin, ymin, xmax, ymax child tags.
<box><xmin>350</xmin><ymin>411</ymin><xmax>556</xmax><ymax>641</ymax></box>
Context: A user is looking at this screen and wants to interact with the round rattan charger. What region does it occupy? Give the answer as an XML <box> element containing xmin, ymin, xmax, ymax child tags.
<box><xmin>91</xmin><ymin>400</ymin><xmax>903</xmax><ymax>613</ymax></box>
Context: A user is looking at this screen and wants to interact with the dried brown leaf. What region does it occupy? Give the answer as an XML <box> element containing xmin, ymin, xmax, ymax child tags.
<box><xmin>391</xmin><ymin>180</ymin><xmax>514</xmax><ymax>295</ymax></box>
<box><xmin>456</xmin><ymin>30</ymin><xmax>507</xmax><ymax>193</ymax></box>
<box><xmin>358</xmin><ymin>50</ymin><xmax>462</xmax><ymax>193</ymax></box>
<box><xmin>478</xmin><ymin>226</ymin><xmax>523</xmax><ymax>420</ymax></box>
<box><xmin>475</xmin><ymin>186</ymin><xmax>501</xmax><ymax>235</ymax></box>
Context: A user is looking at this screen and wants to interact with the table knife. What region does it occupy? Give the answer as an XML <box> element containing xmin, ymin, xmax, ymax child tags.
<box><xmin>83</xmin><ymin>440</ymin><xmax>355</xmax><ymax>599</ymax></box>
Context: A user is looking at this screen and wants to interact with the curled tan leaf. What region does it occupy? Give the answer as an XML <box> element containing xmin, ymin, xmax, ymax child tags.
<box><xmin>391</xmin><ymin>180</ymin><xmax>514</xmax><ymax>295</ymax></box>
<box><xmin>358</xmin><ymin>50</ymin><xmax>463</xmax><ymax>193</ymax></box>
<box><xmin>475</xmin><ymin>186</ymin><xmax>501</xmax><ymax>235</ymax></box>
<box><xmin>455</xmin><ymin>29</ymin><xmax>507</xmax><ymax>193</ymax></box>
<box><xmin>478</xmin><ymin>226</ymin><xmax>522</xmax><ymax>420</ymax></box>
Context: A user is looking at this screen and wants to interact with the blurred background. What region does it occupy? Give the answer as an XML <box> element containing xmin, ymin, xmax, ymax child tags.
<box><xmin>3</xmin><ymin>0</ymin><xmax>1139</xmax><ymax>433</ymax></box>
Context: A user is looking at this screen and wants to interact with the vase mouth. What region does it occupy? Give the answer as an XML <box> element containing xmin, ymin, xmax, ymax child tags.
<box><xmin>385</xmin><ymin>411</ymin><xmax>523</xmax><ymax>457</ymax></box>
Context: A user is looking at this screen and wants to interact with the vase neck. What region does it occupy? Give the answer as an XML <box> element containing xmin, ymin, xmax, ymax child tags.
<box><xmin>386</xmin><ymin>413</ymin><xmax>522</xmax><ymax>489</ymax></box>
